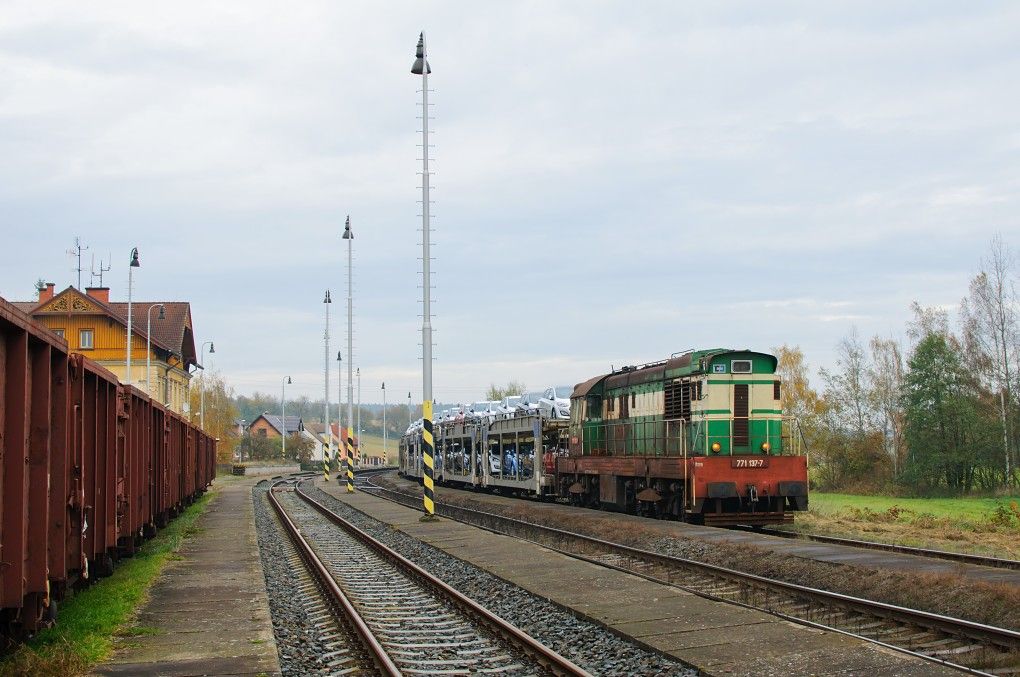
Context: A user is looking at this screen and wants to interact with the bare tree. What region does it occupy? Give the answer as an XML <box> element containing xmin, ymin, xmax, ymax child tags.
<box><xmin>817</xmin><ymin>329</ymin><xmax>888</xmax><ymax>488</ymax></box>
<box><xmin>868</xmin><ymin>336</ymin><xmax>905</xmax><ymax>477</ymax></box>
<box><xmin>960</xmin><ymin>235</ymin><xmax>1018</xmax><ymax>485</ymax></box>
<box><xmin>486</xmin><ymin>380</ymin><xmax>526</xmax><ymax>400</ymax></box>
<box><xmin>906</xmin><ymin>301</ymin><xmax>950</xmax><ymax>346</ymax></box>
<box><xmin>822</xmin><ymin>328</ymin><xmax>873</xmax><ymax>438</ymax></box>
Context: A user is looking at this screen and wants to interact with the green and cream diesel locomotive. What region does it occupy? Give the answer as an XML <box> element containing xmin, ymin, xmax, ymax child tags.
<box><xmin>560</xmin><ymin>348</ymin><xmax>808</xmax><ymax>524</ymax></box>
<box><xmin>399</xmin><ymin>348</ymin><xmax>808</xmax><ymax>525</ymax></box>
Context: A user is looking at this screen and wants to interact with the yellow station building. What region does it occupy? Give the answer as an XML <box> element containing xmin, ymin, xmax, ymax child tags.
<box><xmin>15</xmin><ymin>284</ymin><xmax>201</xmax><ymax>415</ymax></box>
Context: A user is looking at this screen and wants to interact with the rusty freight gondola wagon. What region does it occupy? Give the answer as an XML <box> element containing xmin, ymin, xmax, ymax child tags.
<box><xmin>0</xmin><ymin>297</ymin><xmax>215</xmax><ymax>636</ymax></box>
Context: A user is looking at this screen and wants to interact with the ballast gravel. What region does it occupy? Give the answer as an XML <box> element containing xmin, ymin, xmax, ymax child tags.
<box><xmin>252</xmin><ymin>482</ymin><xmax>364</xmax><ymax>676</ymax></box>
<box><xmin>304</xmin><ymin>482</ymin><xmax>696</xmax><ymax>677</ymax></box>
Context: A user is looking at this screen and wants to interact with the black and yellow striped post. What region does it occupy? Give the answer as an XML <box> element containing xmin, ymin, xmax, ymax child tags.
<box><xmin>421</xmin><ymin>400</ymin><xmax>436</xmax><ymax>517</ymax></box>
<box><xmin>323</xmin><ymin>441</ymin><xmax>330</xmax><ymax>482</ymax></box>
<box><xmin>346</xmin><ymin>427</ymin><xmax>355</xmax><ymax>493</ymax></box>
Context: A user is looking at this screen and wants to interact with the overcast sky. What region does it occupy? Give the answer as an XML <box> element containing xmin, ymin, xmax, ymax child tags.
<box><xmin>1</xmin><ymin>2</ymin><xmax>1018</xmax><ymax>404</ymax></box>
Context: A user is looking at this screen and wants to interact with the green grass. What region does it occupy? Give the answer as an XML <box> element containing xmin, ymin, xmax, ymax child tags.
<box><xmin>809</xmin><ymin>492</ymin><xmax>1020</xmax><ymax>522</ymax></box>
<box><xmin>355</xmin><ymin>433</ymin><xmax>396</xmax><ymax>465</ymax></box>
<box><xmin>0</xmin><ymin>490</ymin><xmax>216</xmax><ymax>677</ymax></box>
<box><xmin>793</xmin><ymin>491</ymin><xmax>1020</xmax><ymax>559</ymax></box>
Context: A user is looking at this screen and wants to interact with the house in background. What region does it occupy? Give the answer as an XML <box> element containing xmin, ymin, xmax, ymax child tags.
<box><xmin>14</xmin><ymin>283</ymin><xmax>200</xmax><ymax>415</ymax></box>
<box><xmin>248</xmin><ymin>413</ymin><xmax>304</xmax><ymax>439</ymax></box>
<box><xmin>303</xmin><ymin>422</ymin><xmax>335</xmax><ymax>462</ymax></box>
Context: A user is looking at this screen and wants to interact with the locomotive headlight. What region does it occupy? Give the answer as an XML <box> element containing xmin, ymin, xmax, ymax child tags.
<box><xmin>711</xmin><ymin>442</ymin><xmax>721</xmax><ymax>453</ymax></box>
<box><xmin>761</xmin><ymin>442</ymin><xmax>771</xmax><ymax>454</ymax></box>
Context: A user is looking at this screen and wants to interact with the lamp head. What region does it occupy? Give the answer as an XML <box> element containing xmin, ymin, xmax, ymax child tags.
<box><xmin>324</xmin><ymin>290</ymin><xmax>331</xmax><ymax>303</ymax></box>
<box><xmin>129</xmin><ymin>248</ymin><xmax>140</xmax><ymax>267</ymax></box>
<box><xmin>411</xmin><ymin>32</ymin><xmax>431</xmax><ymax>74</ymax></box>
<box><xmin>381</xmin><ymin>382</ymin><xmax>385</xmax><ymax>390</ymax></box>
<box><xmin>157</xmin><ymin>305</ymin><xmax>165</xmax><ymax>320</ymax></box>
<box><xmin>209</xmin><ymin>342</ymin><xmax>215</xmax><ymax>354</ymax></box>
<box><xmin>337</xmin><ymin>351</ymin><xmax>342</xmax><ymax>362</ymax></box>
<box><xmin>286</xmin><ymin>376</ymin><xmax>292</xmax><ymax>385</ymax></box>
<box><xmin>342</xmin><ymin>215</ymin><xmax>353</xmax><ymax>240</ymax></box>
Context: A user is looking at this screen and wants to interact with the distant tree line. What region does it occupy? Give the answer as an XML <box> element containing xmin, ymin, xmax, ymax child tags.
<box><xmin>234</xmin><ymin>391</ymin><xmax>429</xmax><ymax>439</ymax></box>
<box><xmin>781</xmin><ymin>236</ymin><xmax>1018</xmax><ymax>495</ymax></box>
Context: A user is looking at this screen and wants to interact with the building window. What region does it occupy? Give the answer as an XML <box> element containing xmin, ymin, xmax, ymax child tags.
<box><xmin>79</xmin><ymin>329</ymin><xmax>94</xmax><ymax>349</ymax></box>
<box><xmin>53</xmin><ymin>328</ymin><xmax>65</xmax><ymax>339</ymax></box>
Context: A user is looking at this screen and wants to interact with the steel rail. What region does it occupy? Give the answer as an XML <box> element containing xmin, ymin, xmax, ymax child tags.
<box><xmin>364</xmin><ymin>478</ymin><xmax>1020</xmax><ymax>672</ymax></box>
<box><xmin>731</xmin><ymin>525</ymin><xmax>1020</xmax><ymax>571</ymax></box>
<box><xmin>293</xmin><ymin>480</ymin><xmax>593</xmax><ymax>677</ymax></box>
<box><xmin>267</xmin><ymin>478</ymin><xmax>401</xmax><ymax>677</ymax></box>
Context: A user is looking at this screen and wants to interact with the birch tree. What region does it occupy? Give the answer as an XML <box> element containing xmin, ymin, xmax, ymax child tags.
<box><xmin>818</xmin><ymin>330</ymin><xmax>887</xmax><ymax>487</ymax></box>
<box><xmin>868</xmin><ymin>337</ymin><xmax>905</xmax><ymax>478</ymax></box>
<box><xmin>821</xmin><ymin>329</ymin><xmax>874</xmax><ymax>438</ymax></box>
<box><xmin>960</xmin><ymin>236</ymin><xmax>1018</xmax><ymax>485</ymax></box>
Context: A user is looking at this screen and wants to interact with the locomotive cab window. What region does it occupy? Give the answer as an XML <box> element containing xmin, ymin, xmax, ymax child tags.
<box><xmin>731</xmin><ymin>359</ymin><xmax>752</xmax><ymax>373</ymax></box>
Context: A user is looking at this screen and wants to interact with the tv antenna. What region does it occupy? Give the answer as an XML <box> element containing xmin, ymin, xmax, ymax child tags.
<box><xmin>67</xmin><ymin>237</ymin><xmax>89</xmax><ymax>289</ymax></box>
<box><xmin>90</xmin><ymin>252</ymin><xmax>111</xmax><ymax>287</ymax></box>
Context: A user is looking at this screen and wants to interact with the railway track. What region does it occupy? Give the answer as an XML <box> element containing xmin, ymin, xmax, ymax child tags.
<box><xmin>730</xmin><ymin>525</ymin><xmax>1020</xmax><ymax>571</ymax></box>
<box><xmin>266</xmin><ymin>476</ymin><xmax>591</xmax><ymax>676</ymax></box>
<box><xmin>362</xmin><ymin>477</ymin><xmax>1020</xmax><ymax>676</ymax></box>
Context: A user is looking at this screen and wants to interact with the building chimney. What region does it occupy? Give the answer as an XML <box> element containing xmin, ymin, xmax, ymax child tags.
<box><xmin>38</xmin><ymin>283</ymin><xmax>55</xmax><ymax>303</ymax></box>
<box><xmin>86</xmin><ymin>287</ymin><xmax>110</xmax><ymax>303</ymax></box>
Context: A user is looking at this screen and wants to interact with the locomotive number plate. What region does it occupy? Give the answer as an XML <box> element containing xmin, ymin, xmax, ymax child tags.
<box><xmin>731</xmin><ymin>458</ymin><xmax>769</xmax><ymax>469</ymax></box>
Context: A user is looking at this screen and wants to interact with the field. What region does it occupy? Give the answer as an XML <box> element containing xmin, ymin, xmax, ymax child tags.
<box><xmin>356</xmin><ymin>432</ymin><xmax>398</xmax><ymax>465</ymax></box>
<box><xmin>793</xmin><ymin>492</ymin><xmax>1020</xmax><ymax>559</ymax></box>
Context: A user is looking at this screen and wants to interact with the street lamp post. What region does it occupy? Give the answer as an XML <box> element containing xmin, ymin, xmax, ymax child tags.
<box><xmin>281</xmin><ymin>376</ymin><xmax>292</xmax><ymax>459</ymax></box>
<box><xmin>239</xmin><ymin>419</ymin><xmax>247</xmax><ymax>462</ymax></box>
<box><xmin>356</xmin><ymin>367</ymin><xmax>361</xmax><ymax>462</ymax></box>
<box><xmin>145</xmin><ymin>304</ymin><xmax>165</xmax><ymax>399</ymax></box>
<box><xmin>200</xmin><ymin>340</ymin><xmax>215</xmax><ymax>430</ymax></box>
<box><xmin>323</xmin><ymin>291</ymin><xmax>332</xmax><ymax>481</ymax></box>
<box><xmin>412</xmin><ymin>33</ymin><xmax>436</xmax><ymax>518</ymax></box>
<box><xmin>408</xmin><ymin>391</ymin><xmax>412</xmax><ymax>428</ymax></box>
<box><xmin>126</xmin><ymin>247</ymin><xmax>139</xmax><ymax>386</ymax></box>
<box><xmin>342</xmin><ymin>350</ymin><xmax>346</xmax><ymax>479</ymax></box>
<box><xmin>342</xmin><ymin>217</ymin><xmax>355</xmax><ymax>493</ymax></box>
<box><xmin>382</xmin><ymin>382</ymin><xmax>387</xmax><ymax>465</ymax></box>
